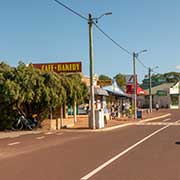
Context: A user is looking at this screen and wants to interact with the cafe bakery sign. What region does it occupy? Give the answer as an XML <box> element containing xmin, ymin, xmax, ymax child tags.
<box><xmin>33</xmin><ymin>62</ymin><xmax>82</xmax><ymax>73</ymax></box>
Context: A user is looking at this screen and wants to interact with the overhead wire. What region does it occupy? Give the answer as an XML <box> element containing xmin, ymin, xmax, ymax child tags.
<box><xmin>136</xmin><ymin>57</ymin><xmax>149</xmax><ymax>70</ymax></box>
<box><xmin>94</xmin><ymin>23</ymin><xmax>133</xmax><ymax>56</ymax></box>
<box><xmin>53</xmin><ymin>0</ymin><xmax>156</xmax><ymax>72</ymax></box>
<box><xmin>94</xmin><ymin>23</ymin><xmax>152</xmax><ymax>71</ymax></box>
<box><xmin>54</xmin><ymin>0</ymin><xmax>88</xmax><ymax>21</ymax></box>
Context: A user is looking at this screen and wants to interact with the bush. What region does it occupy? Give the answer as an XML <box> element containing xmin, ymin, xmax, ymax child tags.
<box><xmin>0</xmin><ymin>108</ymin><xmax>17</xmax><ymax>130</ymax></box>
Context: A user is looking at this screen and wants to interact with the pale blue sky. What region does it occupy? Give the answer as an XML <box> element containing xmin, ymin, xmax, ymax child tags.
<box><xmin>0</xmin><ymin>0</ymin><xmax>180</xmax><ymax>82</ymax></box>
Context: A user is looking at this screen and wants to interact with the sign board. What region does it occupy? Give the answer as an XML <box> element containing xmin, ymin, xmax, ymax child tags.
<box><xmin>156</xmin><ymin>90</ymin><xmax>167</xmax><ymax>96</ymax></box>
<box><xmin>170</xmin><ymin>82</ymin><xmax>179</xmax><ymax>94</ymax></box>
<box><xmin>125</xmin><ymin>75</ymin><xmax>134</xmax><ymax>84</ymax></box>
<box><xmin>97</xmin><ymin>80</ymin><xmax>112</xmax><ymax>86</ymax></box>
<box><xmin>124</xmin><ymin>74</ymin><xmax>137</xmax><ymax>85</ymax></box>
<box><xmin>32</xmin><ymin>62</ymin><xmax>82</xmax><ymax>73</ymax></box>
<box><xmin>126</xmin><ymin>84</ymin><xmax>134</xmax><ymax>94</ymax></box>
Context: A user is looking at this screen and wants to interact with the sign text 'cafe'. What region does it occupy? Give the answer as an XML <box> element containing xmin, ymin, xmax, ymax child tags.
<box><xmin>33</xmin><ymin>62</ymin><xmax>82</xmax><ymax>73</ymax></box>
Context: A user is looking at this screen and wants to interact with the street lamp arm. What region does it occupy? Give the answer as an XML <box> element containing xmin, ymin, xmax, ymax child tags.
<box><xmin>94</xmin><ymin>12</ymin><xmax>112</xmax><ymax>23</ymax></box>
<box><xmin>150</xmin><ymin>66</ymin><xmax>159</xmax><ymax>71</ymax></box>
<box><xmin>135</xmin><ymin>49</ymin><xmax>147</xmax><ymax>58</ymax></box>
<box><xmin>88</xmin><ymin>12</ymin><xmax>112</xmax><ymax>129</ymax></box>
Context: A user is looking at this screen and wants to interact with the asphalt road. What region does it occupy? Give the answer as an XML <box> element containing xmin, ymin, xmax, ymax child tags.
<box><xmin>0</xmin><ymin>110</ymin><xmax>180</xmax><ymax>180</ymax></box>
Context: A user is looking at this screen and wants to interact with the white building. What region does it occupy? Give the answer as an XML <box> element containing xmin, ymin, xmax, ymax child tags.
<box><xmin>169</xmin><ymin>82</ymin><xmax>180</xmax><ymax>109</ymax></box>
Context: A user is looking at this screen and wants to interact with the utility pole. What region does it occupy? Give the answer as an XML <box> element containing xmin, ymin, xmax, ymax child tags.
<box><xmin>149</xmin><ymin>68</ymin><xmax>152</xmax><ymax>113</ymax></box>
<box><xmin>88</xmin><ymin>13</ymin><xmax>95</xmax><ymax>129</ymax></box>
<box><xmin>133</xmin><ymin>52</ymin><xmax>137</xmax><ymax>119</ymax></box>
<box><xmin>148</xmin><ymin>66</ymin><xmax>158</xmax><ymax>113</ymax></box>
<box><xmin>133</xmin><ymin>50</ymin><xmax>147</xmax><ymax>119</ymax></box>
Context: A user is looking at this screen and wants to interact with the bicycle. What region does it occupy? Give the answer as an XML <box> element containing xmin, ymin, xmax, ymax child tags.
<box><xmin>11</xmin><ymin>114</ymin><xmax>38</xmax><ymax>130</ymax></box>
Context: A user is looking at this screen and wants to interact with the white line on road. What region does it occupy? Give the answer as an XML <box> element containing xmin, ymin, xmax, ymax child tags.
<box><xmin>81</xmin><ymin>125</ymin><xmax>170</xmax><ymax>180</ymax></box>
<box><xmin>36</xmin><ymin>136</ymin><xmax>45</xmax><ymax>140</ymax></box>
<box><xmin>163</xmin><ymin>118</ymin><xmax>171</xmax><ymax>122</ymax></box>
<box><xmin>56</xmin><ymin>133</ymin><xmax>63</xmax><ymax>136</ymax></box>
<box><xmin>44</xmin><ymin>132</ymin><xmax>55</xmax><ymax>135</ymax></box>
<box><xmin>176</xmin><ymin>120</ymin><xmax>180</xmax><ymax>123</ymax></box>
<box><xmin>8</xmin><ymin>142</ymin><xmax>21</xmax><ymax>146</ymax></box>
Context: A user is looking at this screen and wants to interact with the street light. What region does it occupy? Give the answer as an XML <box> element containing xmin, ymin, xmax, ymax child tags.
<box><xmin>149</xmin><ymin>66</ymin><xmax>158</xmax><ymax>113</ymax></box>
<box><xmin>95</xmin><ymin>12</ymin><xmax>113</xmax><ymax>23</ymax></box>
<box><xmin>133</xmin><ymin>50</ymin><xmax>147</xmax><ymax>119</ymax></box>
<box><xmin>88</xmin><ymin>12</ymin><xmax>112</xmax><ymax>129</ymax></box>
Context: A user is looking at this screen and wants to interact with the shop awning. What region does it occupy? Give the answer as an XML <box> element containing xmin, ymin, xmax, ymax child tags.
<box><xmin>137</xmin><ymin>86</ymin><xmax>147</xmax><ymax>95</ymax></box>
<box><xmin>103</xmin><ymin>81</ymin><xmax>130</xmax><ymax>97</ymax></box>
<box><xmin>94</xmin><ymin>87</ymin><xmax>109</xmax><ymax>96</ymax></box>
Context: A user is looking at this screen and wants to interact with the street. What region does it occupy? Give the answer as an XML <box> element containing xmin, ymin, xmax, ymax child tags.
<box><xmin>0</xmin><ymin>110</ymin><xmax>180</xmax><ymax>180</ymax></box>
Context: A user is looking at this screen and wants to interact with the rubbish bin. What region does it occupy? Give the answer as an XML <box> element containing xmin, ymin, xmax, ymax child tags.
<box><xmin>137</xmin><ymin>110</ymin><xmax>142</xmax><ymax>119</ymax></box>
<box><xmin>95</xmin><ymin>109</ymin><xmax>104</xmax><ymax>129</ymax></box>
<box><xmin>88</xmin><ymin>109</ymin><xmax>105</xmax><ymax>129</ymax></box>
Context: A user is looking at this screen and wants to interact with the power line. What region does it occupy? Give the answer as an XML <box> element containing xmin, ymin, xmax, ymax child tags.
<box><xmin>54</xmin><ymin>0</ymin><xmax>88</xmax><ymax>21</ymax></box>
<box><xmin>53</xmin><ymin>1</ymin><xmax>155</xmax><ymax>72</ymax></box>
<box><xmin>94</xmin><ymin>23</ymin><xmax>133</xmax><ymax>56</ymax></box>
<box><xmin>151</xmin><ymin>69</ymin><xmax>159</xmax><ymax>74</ymax></box>
<box><xmin>136</xmin><ymin>57</ymin><xmax>149</xmax><ymax>70</ymax></box>
<box><xmin>94</xmin><ymin>23</ymin><xmax>156</xmax><ymax>72</ymax></box>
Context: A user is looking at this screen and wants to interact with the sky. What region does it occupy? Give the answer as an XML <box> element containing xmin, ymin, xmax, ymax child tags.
<box><xmin>0</xmin><ymin>0</ymin><xmax>180</xmax><ymax>83</ymax></box>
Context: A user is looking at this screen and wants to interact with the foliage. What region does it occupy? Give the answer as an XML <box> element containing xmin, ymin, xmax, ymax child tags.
<box><xmin>162</xmin><ymin>72</ymin><xmax>180</xmax><ymax>83</ymax></box>
<box><xmin>114</xmin><ymin>73</ymin><xmax>126</xmax><ymax>90</ymax></box>
<box><xmin>141</xmin><ymin>72</ymin><xmax>180</xmax><ymax>89</ymax></box>
<box><xmin>150</xmin><ymin>72</ymin><xmax>180</xmax><ymax>83</ymax></box>
<box><xmin>0</xmin><ymin>61</ymin><xmax>88</xmax><ymax>130</ymax></box>
<box><xmin>66</xmin><ymin>74</ymin><xmax>88</xmax><ymax>105</ymax></box>
<box><xmin>99</xmin><ymin>74</ymin><xmax>112</xmax><ymax>81</ymax></box>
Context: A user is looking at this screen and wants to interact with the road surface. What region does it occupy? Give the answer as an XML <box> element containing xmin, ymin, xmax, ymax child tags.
<box><xmin>0</xmin><ymin>109</ymin><xmax>180</xmax><ymax>180</ymax></box>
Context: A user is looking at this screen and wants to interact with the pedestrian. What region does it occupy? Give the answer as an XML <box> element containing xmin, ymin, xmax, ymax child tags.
<box><xmin>155</xmin><ymin>103</ymin><xmax>159</xmax><ymax>111</ymax></box>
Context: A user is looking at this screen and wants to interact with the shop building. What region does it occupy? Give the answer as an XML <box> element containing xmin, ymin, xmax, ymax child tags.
<box><xmin>170</xmin><ymin>82</ymin><xmax>180</xmax><ymax>109</ymax></box>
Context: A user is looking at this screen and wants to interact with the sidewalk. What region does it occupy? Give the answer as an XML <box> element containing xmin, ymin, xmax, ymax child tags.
<box><xmin>64</xmin><ymin>109</ymin><xmax>171</xmax><ymax>131</ymax></box>
<box><xmin>0</xmin><ymin>130</ymin><xmax>41</xmax><ymax>139</ymax></box>
<box><xmin>0</xmin><ymin>109</ymin><xmax>171</xmax><ymax>139</ymax></box>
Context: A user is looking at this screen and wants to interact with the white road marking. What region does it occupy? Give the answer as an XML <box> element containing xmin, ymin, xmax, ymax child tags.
<box><xmin>136</xmin><ymin>121</ymin><xmax>180</xmax><ymax>126</ymax></box>
<box><xmin>163</xmin><ymin>118</ymin><xmax>171</xmax><ymax>122</ymax></box>
<box><xmin>56</xmin><ymin>133</ymin><xmax>63</xmax><ymax>136</ymax></box>
<box><xmin>36</xmin><ymin>136</ymin><xmax>45</xmax><ymax>140</ymax></box>
<box><xmin>176</xmin><ymin>120</ymin><xmax>180</xmax><ymax>123</ymax></box>
<box><xmin>8</xmin><ymin>142</ymin><xmax>21</xmax><ymax>146</ymax></box>
<box><xmin>81</xmin><ymin>125</ymin><xmax>170</xmax><ymax>180</ymax></box>
<box><xmin>44</xmin><ymin>132</ymin><xmax>54</xmax><ymax>135</ymax></box>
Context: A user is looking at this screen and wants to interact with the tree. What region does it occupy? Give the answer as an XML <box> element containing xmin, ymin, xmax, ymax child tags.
<box><xmin>0</xmin><ymin>62</ymin><xmax>17</xmax><ymax>129</ymax></box>
<box><xmin>66</xmin><ymin>74</ymin><xmax>88</xmax><ymax>122</ymax></box>
<box><xmin>163</xmin><ymin>72</ymin><xmax>180</xmax><ymax>83</ymax></box>
<box><xmin>0</xmin><ymin>61</ymin><xmax>89</xmax><ymax>130</ymax></box>
<box><xmin>99</xmin><ymin>74</ymin><xmax>112</xmax><ymax>81</ymax></box>
<box><xmin>0</xmin><ymin>62</ymin><xmax>67</xmax><ymax>129</ymax></box>
<box><xmin>114</xmin><ymin>73</ymin><xmax>126</xmax><ymax>90</ymax></box>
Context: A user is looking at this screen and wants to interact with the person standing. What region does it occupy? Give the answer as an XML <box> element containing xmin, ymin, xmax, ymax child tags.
<box><xmin>155</xmin><ymin>103</ymin><xmax>159</xmax><ymax>111</ymax></box>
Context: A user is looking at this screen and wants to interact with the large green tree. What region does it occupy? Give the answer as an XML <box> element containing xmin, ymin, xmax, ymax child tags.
<box><xmin>0</xmin><ymin>62</ymin><xmax>17</xmax><ymax>129</ymax></box>
<box><xmin>0</xmin><ymin>62</ymin><xmax>88</xmax><ymax>130</ymax></box>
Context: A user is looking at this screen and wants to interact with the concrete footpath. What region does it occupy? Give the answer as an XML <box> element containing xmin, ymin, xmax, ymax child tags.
<box><xmin>63</xmin><ymin>109</ymin><xmax>171</xmax><ymax>132</ymax></box>
<box><xmin>0</xmin><ymin>109</ymin><xmax>171</xmax><ymax>139</ymax></box>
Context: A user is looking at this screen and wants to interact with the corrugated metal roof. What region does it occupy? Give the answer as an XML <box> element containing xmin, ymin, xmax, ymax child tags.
<box><xmin>88</xmin><ymin>87</ymin><xmax>109</xmax><ymax>96</ymax></box>
<box><xmin>144</xmin><ymin>83</ymin><xmax>174</xmax><ymax>95</ymax></box>
<box><xmin>103</xmin><ymin>81</ymin><xmax>129</xmax><ymax>97</ymax></box>
<box><xmin>94</xmin><ymin>87</ymin><xmax>109</xmax><ymax>96</ymax></box>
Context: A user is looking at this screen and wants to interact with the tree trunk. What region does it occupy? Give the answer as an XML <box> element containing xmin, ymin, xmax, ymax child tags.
<box><xmin>50</xmin><ymin>106</ymin><xmax>52</xmax><ymax>120</ymax></box>
<box><xmin>73</xmin><ymin>101</ymin><xmax>77</xmax><ymax>123</ymax></box>
<box><xmin>63</xmin><ymin>103</ymin><xmax>67</xmax><ymax>118</ymax></box>
<box><xmin>60</xmin><ymin>105</ymin><xmax>64</xmax><ymax>128</ymax></box>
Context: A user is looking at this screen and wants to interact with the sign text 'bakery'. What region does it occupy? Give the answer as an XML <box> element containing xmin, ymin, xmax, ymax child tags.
<box><xmin>32</xmin><ymin>62</ymin><xmax>82</xmax><ymax>73</ymax></box>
